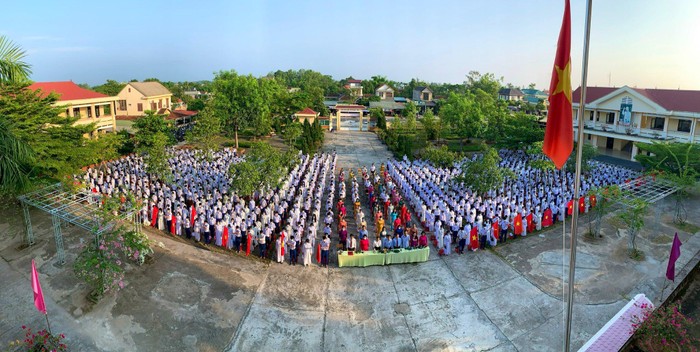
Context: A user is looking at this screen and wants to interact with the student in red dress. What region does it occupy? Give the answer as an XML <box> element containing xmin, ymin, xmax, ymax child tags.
<box><xmin>418</xmin><ymin>231</ymin><xmax>428</xmax><ymax>247</ymax></box>
<box><xmin>359</xmin><ymin>235</ymin><xmax>369</xmax><ymax>252</ymax></box>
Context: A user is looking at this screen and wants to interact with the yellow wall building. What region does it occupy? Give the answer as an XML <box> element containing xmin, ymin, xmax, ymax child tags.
<box><xmin>27</xmin><ymin>81</ymin><xmax>117</xmax><ymax>137</ymax></box>
<box><xmin>571</xmin><ymin>85</ymin><xmax>700</xmax><ymax>160</ymax></box>
<box><xmin>295</xmin><ymin>107</ymin><xmax>319</xmax><ymax>124</ymax></box>
<box><xmin>116</xmin><ymin>81</ymin><xmax>173</xmax><ymax>116</ymax></box>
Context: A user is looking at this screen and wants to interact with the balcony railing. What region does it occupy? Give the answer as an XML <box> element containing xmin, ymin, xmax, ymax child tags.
<box><xmin>573</xmin><ymin>120</ymin><xmax>687</xmax><ymax>141</ymax></box>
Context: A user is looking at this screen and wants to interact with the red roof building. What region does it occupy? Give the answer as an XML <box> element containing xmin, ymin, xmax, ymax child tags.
<box><xmin>27</xmin><ymin>81</ymin><xmax>108</xmax><ymax>101</ymax></box>
<box><xmin>296</xmin><ymin>107</ymin><xmax>317</xmax><ymax>115</ymax></box>
<box><xmin>570</xmin><ymin>85</ymin><xmax>700</xmax><ymax>161</ymax></box>
<box><xmin>26</xmin><ymin>81</ymin><xmax>118</xmax><ymax>136</ymax></box>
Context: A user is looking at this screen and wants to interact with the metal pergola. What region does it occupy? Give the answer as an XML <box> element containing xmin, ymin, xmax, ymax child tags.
<box><xmin>616</xmin><ymin>175</ymin><xmax>680</xmax><ymax>204</ymax></box>
<box><xmin>18</xmin><ymin>183</ymin><xmax>139</xmax><ymax>265</ymax></box>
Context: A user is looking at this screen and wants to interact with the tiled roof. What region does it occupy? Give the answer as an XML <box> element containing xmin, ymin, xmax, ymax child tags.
<box><xmin>573</xmin><ymin>86</ymin><xmax>700</xmax><ymax>113</ymax></box>
<box><xmin>347</xmin><ymin>79</ymin><xmax>362</xmax><ymax>83</ymax></box>
<box><xmin>334</xmin><ymin>104</ymin><xmax>366</xmax><ymax>110</ymax></box>
<box><xmin>296</xmin><ymin>107</ymin><xmax>317</xmax><ymax>115</ymax></box>
<box><xmin>27</xmin><ymin>81</ymin><xmax>109</xmax><ymax>101</ymax></box>
<box><xmin>498</xmin><ymin>88</ymin><xmax>524</xmax><ymax>96</ymax></box>
<box><xmin>128</xmin><ymin>82</ymin><xmax>172</xmax><ymax>97</ymax></box>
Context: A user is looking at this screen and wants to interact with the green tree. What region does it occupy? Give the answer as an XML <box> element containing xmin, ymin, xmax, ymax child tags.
<box><xmin>209</xmin><ymin>70</ymin><xmax>267</xmax><ymax>148</ymax></box>
<box><xmin>186</xmin><ymin>107</ymin><xmax>221</xmax><ymax>158</ymax></box>
<box><xmin>133</xmin><ymin>111</ymin><xmax>173</xmax><ymax>148</ymax></box>
<box><xmin>635</xmin><ymin>142</ymin><xmax>699</xmax><ymax>224</ymax></box>
<box><xmin>92</xmin><ymin>80</ymin><xmax>126</xmax><ymax>96</ymax></box>
<box><xmin>421</xmin><ymin>145</ymin><xmax>457</xmax><ymax>168</ymax></box>
<box><xmin>495</xmin><ymin>112</ymin><xmax>544</xmax><ymax>149</ymax></box>
<box><xmin>0</xmin><ymin>84</ymin><xmax>109</xmax><ymax>180</ymax></box>
<box><xmin>464</xmin><ymin>71</ymin><xmax>502</xmax><ymax>99</ymax></box>
<box><xmin>586</xmin><ymin>186</ymin><xmax>620</xmax><ymax>238</ymax></box>
<box><xmin>0</xmin><ymin>116</ymin><xmax>33</xmax><ymax>193</ymax></box>
<box><xmin>371</xmin><ymin>108</ymin><xmax>386</xmax><ymax>130</ymax></box>
<box><xmin>229</xmin><ymin>142</ymin><xmax>299</xmax><ymax>197</ymax></box>
<box><xmin>188</xmin><ymin>98</ymin><xmax>206</xmax><ymax>111</ymax></box>
<box><xmin>402</xmin><ymin>101</ymin><xmax>417</xmax><ymax>118</ymax></box>
<box><xmin>133</xmin><ymin>111</ymin><xmax>173</xmax><ymax>181</ymax></box>
<box><xmin>283</xmin><ymin>121</ymin><xmax>303</xmax><ymax>147</ymax></box>
<box><xmin>419</xmin><ymin>108</ymin><xmax>440</xmax><ymax>141</ymax></box>
<box><xmin>619</xmin><ymin>196</ymin><xmax>649</xmax><ymax>258</ymax></box>
<box><xmin>0</xmin><ymin>35</ymin><xmax>32</xmax><ymax>83</ymax></box>
<box><xmin>455</xmin><ymin>146</ymin><xmax>515</xmax><ymax>196</ymax></box>
<box><xmin>440</xmin><ymin>92</ymin><xmax>487</xmax><ymax>148</ymax></box>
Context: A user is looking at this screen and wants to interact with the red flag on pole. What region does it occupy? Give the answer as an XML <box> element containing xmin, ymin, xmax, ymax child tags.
<box><xmin>666</xmin><ymin>233</ymin><xmax>682</xmax><ymax>281</ymax></box>
<box><xmin>190</xmin><ymin>205</ymin><xmax>196</xmax><ymax>227</ymax></box>
<box><xmin>31</xmin><ymin>259</ymin><xmax>47</xmax><ymax>315</ymax></box>
<box><xmin>316</xmin><ymin>244</ymin><xmax>321</xmax><ymax>263</ymax></box>
<box><xmin>543</xmin><ymin>0</ymin><xmax>573</xmax><ymax>169</ymax></box>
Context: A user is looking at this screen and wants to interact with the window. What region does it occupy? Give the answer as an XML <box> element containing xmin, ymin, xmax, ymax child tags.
<box><xmin>73</xmin><ymin>108</ymin><xmax>80</xmax><ymax>118</ymax></box>
<box><xmin>95</xmin><ymin>105</ymin><xmax>100</xmax><ymax>118</ymax></box>
<box><xmin>65</xmin><ymin>109</ymin><xmax>69</xmax><ymax>116</ymax></box>
<box><xmin>423</xmin><ymin>92</ymin><xmax>430</xmax><ymax>100</ymax></box>
<box><xmin>587</xmin><ymin>134</ymin><xmax>591</xmax><ymax>140</ymax></box>
<box><xmin>596</xmin><ymin>112</ymin><xmax>600</xmax><ymax>122</ymax></box>
<box><xmin>128</xmin><ymin>88</ymin><xmax>131</xmax><ymax>93</ymax></box>
<box><xmin>118</xmin><ymin>100</ymin><xmax>126</xmax><ymax>110</ymax></box>
<box><xmin>151</xmin><ymin>102</ymin><xmax>157</xmax><ymax>110</ymax></box>
<box><xmin>606</xmin><ymin>112</ymin><xmax>615</xmax><ymax>124</ymax></box>
<box><xmin>158</xmin><ymin>99</ymin><xmax>162</xmax><ymax>109</ymax></box>
<box><xmin>137</xmin><ymin>103</ymin><xmax>143</xmax><ymax>112</ymax></box>
<box><xmin>651</xmin><ymin>117</ymin><xmax>665</xmax><ymax>130</ymax></box>
<box><xmin>677</xmin><ymin>119</ymin><xmax>691</xmax><ymax>133</ymax></box>
<box><xmin>104</xmin><ymin>104</ymin><xmax>111</xmax><ymax>115</ymax></box>
<box><xmin>87</xmin><ymin>107</ymin><xmax>92</xmax><ymax>118</ymax></box>
<box><xmin>589</xmin><ymin>111</ymin><xmax>594</xmax><ymax>121</ymax></box>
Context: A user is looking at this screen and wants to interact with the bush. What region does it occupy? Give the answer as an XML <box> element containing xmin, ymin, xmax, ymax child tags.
<box><xmin>421</xmin><ymin>145</ymin><xmax>457</xmax><ymax>168</ymax></box>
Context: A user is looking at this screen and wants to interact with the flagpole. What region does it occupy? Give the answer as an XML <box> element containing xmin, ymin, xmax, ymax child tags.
<box><xmin>44</xmin><ymin>313</ymin><xmax>52</xmax><ymax>335</ymax></box>
<box><xmin>564</xmin><ymin>0</ymin><xmax>593</xmax><ymax>351</ymax></box>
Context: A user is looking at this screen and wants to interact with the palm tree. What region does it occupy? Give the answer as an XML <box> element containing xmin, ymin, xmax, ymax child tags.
<box><xmin>0</xmin><ymin>35</ymin><xmax>32</xmax><ymax>84</ymax></box>
<box><xmin>0</xmin><ymin>36</ymin><xmax>33</xmax><ymax>192</ymax></box>
<box><xmin>0</xmin><ymin>116</ymin><xmax>34</xmax><ymax>192</ymax></box>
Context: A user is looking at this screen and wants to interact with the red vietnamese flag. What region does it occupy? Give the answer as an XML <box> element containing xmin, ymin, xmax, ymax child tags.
<box><xmin>31</xmin><ymin>259</ymin><xmax>47</xmax><ymax>314</ymax></box>
<box><xmin>492</xmin><ymin>222</ymin><xmax>500</xmax><ymax>241</ymax></box>
<box><xmin>514</xmin><ymin>214</ymin><xmax>523</xmax><ymax>235</ymax></box>
<box><xmin>316</xmin><ymin>244</ymin><xmax>321</xmax><ymax>263</ymax></box>
<box><xmin>543</xmin><ymin>208</ymin><xmax>553</xmax><ymax>227</ymax></box>
<box><xmin>543</xmin><ymin>0</ymin><xmax>573</xmax><ymax>169</ymax></box>
<box><xmin>469</xmin><ymin>227</ymin><xmax>479</xmax><ymax>251</ymax></box>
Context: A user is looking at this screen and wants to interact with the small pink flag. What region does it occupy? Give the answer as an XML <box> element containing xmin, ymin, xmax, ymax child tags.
<box><xmin>31</xmin><ymin>259</ymin><xmax>47</xmax><ymax>315</ymax></box>
<box><xmin>665</xmin><ymin>233</ymin><xmax>682</xmax><ymax>281</ymax></box>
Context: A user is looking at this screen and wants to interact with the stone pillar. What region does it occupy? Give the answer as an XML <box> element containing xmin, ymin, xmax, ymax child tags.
<box><xmin>631</xmin><ymin>143</ymin><xmax>639</xmax><ymax>160</ymax></box>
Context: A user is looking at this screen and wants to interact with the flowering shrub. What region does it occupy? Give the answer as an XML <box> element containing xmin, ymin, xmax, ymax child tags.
<box><xmin>630</xmin><ymin>302</ymin><xmax>698</xmax><ymax>351</ymax></box>
<box><xmin>6</xmin><ymin>325</ymin><xmax>68</xmax><ymax>351</ymax></box>
<box><xmin>73</xmin><ymin>192</ymin><xmax>154</xmax><ymax>299</ymax></box>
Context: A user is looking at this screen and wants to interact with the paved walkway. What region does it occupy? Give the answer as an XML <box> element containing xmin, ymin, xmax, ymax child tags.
<box><xmin>1</xmin><ymin>130</ymin><xmax>698</xmax><ymax>351</ymax></box>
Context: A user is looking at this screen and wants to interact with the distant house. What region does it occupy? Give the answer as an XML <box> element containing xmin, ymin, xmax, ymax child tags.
<box><xmin>521</xmin><ymin>88</ymin><xmax>549</xmax><ymax>107</ymax></box>
<box><xmin>498</xmin><ymin>88</ymin><xmax>524</xmax><ymax>102</ymax></box>
<box><xmin>294</xmin><ymin>107</ymin><xmax>319</xmax><ymax>124</ymax></box>
<box><xmin>116</xmin><ymin>82</ymin><xmax>173</xmax><ymax>117</ymax></box>
<box><xmin>26</xmin><ymin>81</ymin><xmax>117</xmax><ymax>138</ymax></box>
<box><xmin>184</xmin><ymin>88</ymin><xmax>211</xmax><ymax>100</ymax></box>
<box><xmin>344</xmin><ymin>79</ymin><xmax>363</xmax><ymax>97</ymax></box>
<box><xmin>412</xmin><ymin>86</ymin><xmax>433</xmax><ymax>102</ymax></box>
<box><xmin>375</xmin><ymin>84</ymin><xmax>395</xmax><ymax>100</ymax></box>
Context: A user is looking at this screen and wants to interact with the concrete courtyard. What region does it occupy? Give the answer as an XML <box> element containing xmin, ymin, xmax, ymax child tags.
<box><xmin>1</xmin><ymin>131</ymin><xmax>698</xmax><ymax>351</ymax></box>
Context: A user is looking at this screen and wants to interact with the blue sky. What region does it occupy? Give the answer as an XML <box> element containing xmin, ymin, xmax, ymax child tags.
<box><xmin>4</xmin><ymin>0</ymin><xmax>699</xmax><ymax>90</ymax></box>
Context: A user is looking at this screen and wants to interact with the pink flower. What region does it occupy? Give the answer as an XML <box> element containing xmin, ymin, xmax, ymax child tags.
<box><xmin>118</xmin><ymin>281</ymin><xmax>124</xmax><ymax>289</ymax></box>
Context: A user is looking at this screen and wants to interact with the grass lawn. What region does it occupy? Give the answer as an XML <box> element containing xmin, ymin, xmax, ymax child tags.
<box><xmin>443</xmin><ymin>139</ymin><xmax>484</xmax><ymax>152</ymax></box>
<box><xmin>115</xmin><ymin>120</ymin><xmax>135</xmax><ymax>133</ymax></box>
